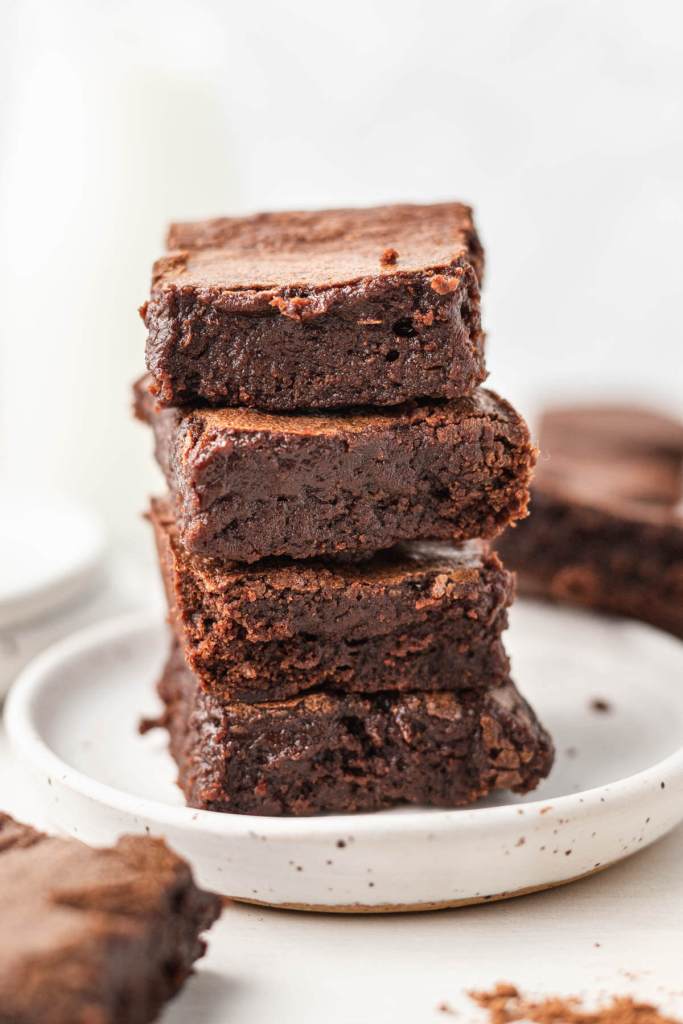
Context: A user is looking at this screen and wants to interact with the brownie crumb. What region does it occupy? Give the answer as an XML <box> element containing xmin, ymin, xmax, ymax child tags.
<box><xmin>380</xmin><ymin>247</ymin><xmax>399</xmax><ymax>265</ymax></box>
<box><xmin>138</xmin><ymin>713</ymin><xmax>167</xmax><ymax>735</ymax></box>
<box><xmin>269</xmin><ymin>295</ymin><xmax>313</xmax><ymax>320</ymax></box>
<box><xmin>430</xmin><ymin>272</ymin><xmax>462</xmax><ymax>294</ymax></box>
<box><xmin>590</xmin><ymin>698</ymin><xmax>612</xmax><ymax>714</ymax></box>
<box><xmin>468</xmin><ymin>982</ymin><xmax>681</xmax><ymax>1024</ymax></box>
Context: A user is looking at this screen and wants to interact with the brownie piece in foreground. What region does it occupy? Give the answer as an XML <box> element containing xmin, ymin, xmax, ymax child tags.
<box><xmin>142</xmin><ymin>202</ymin><xmax>486</xmax><ymax>410</ymax></box>
<box><xmin>136</xmin><ymin>382</ymin><xmax>535</xmax><ymax>562</ymax></box>
<box><xmin>0</xmin><ymin>813</ymin><xmax>220</xmax><ymax>1024</ymax></box>
<box><xmin>157</xmin><ymin>645</ymin><xmax>553</xmax><ymax>816</ymax></box>
<box><xmin>150</xmin><ymin>496</ymin><xmax>513</xmax><ymax>701</ymax></box>
<box><xmin>497</xmin><ymin>404</ymin><xmax>683</xmax><ymax>638</ymax></box>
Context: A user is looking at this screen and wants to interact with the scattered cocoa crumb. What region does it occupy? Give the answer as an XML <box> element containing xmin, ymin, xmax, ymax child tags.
<box><xmin>437</xmin><ymin>1001</ymin><xmax>458</xmax><ymax>1015</ymax></box>
<box><xmin>468</xmin><ymin>982</ymin><xmax>681</xmax><ymax>1024</ymax></box>
<box><xmin>590</xmin><ymin>698</ymin><xmax>612</xmax><ymax>714</ymax></box>
<box><xmin>430</xmin><ymin>273</ymin><xmax>461</xmax><ymax>294</ymax></box>
<box><xmin>139</xmin><ymin>713</ymin><xmax>167</xmax><ymax>734</ymax></box>
<box><xmin>380</xmin><ymin>247</ymin><xmax>399</xmax><ymax>265</ymax></box>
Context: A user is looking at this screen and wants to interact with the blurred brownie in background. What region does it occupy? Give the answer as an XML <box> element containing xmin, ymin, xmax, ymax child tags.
<box><xmin>497</xmin><ymin>404</ymin><xmax>683</xmax><ymax>638</ymax></box>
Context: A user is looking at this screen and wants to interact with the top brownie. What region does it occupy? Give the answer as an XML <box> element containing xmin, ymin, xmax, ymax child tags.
<box><xmin>143</xmin><ymin>202</ymin><xmax>486</xmax><ymax>410</ymax></box>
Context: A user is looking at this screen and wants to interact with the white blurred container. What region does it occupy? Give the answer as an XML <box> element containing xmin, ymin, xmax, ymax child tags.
<box><xmin>0</xmin><ymin>493</ymin><xmax>164</xmax><ymax>698</ymax></box>
<box><xmin>0</xmin><ymin>2</ymin><xmax>241</xmax><ymax>543</ymax></box>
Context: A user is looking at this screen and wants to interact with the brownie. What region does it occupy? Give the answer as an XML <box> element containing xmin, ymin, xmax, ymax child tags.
<box><xmin>156</xmin><ymin>644</ymin><xmax>554</xmax><ymax>816</ymax></box>
<box><xmin>135</xmin><ymin>381</ymin><xmax>535</xmax><ymax>563</ymax></box>
<box><xmin>150</xmin><ymin>496</ymin><xmax>513</xmax><ymax>701</ymax></box>
<box><xmin>0</xmin><ymin>813</ymin><xmax>221</xmax><ymax>1024</ymax></box>
<box><xmin>142</xmin><ymin>202</ymin><xmax>486</xmax><ymax>410</ymax></box>
<box><xmin>539</xmin><ymin>404</ymin><xmax>683</xmax><ymax>465</ymax></box>
<box><xmin>497</xmin><ymin>404</ymin><xmax>683</xmax><ymax>638</ymax></box>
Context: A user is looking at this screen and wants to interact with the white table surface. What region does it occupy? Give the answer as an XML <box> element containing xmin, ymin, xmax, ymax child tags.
<box><xmin>2</xmin><ymin>570</ymin><xmax>683</xmax><ymax>1023</ymax></box>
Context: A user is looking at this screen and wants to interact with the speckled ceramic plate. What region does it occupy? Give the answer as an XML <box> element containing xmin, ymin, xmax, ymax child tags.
<box><xmin>5</xmin><ymin>601</ymin><xmax>683</xmax><ymax>912</ymax></box>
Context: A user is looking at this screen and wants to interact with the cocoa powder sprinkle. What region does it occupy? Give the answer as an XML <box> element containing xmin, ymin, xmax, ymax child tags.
<box><xmin>468</xmin><ymin>983</ymin><xmax>681</xmax><ymax>1024</ymax></box>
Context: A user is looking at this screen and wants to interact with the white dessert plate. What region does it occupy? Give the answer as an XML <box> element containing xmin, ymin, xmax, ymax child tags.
<box><xmin>0</xmin><ymin>494</ymin><xmax>105</xmax><ymax>631</ymax></box>
<box><xmin>5</xmin><ymin>601</ymin><xmax>683</xmax><ymax>913</ymax></box>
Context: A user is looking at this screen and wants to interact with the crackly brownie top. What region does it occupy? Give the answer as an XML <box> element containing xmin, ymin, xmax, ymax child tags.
<box><xmin>154</xmin><ymin>201</ymin><xmax>483</xmax><ymax>294</ymax></box>
<box><xmin>0</xmin><ymin>817</ymin><xmax>212</xmax><ymax>983</ymax></box>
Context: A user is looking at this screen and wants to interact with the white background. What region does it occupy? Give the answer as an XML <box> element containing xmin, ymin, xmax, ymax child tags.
<box><xmin>1</xmin><ymin>0</ymin><xmax>682</xmax><ymax>546</ymax></box>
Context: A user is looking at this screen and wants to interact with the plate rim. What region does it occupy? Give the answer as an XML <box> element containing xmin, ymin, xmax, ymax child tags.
<box><xmin>5</xmin><ymin>610</ymin><xmax>683</xmax><ymax>841</ymax></box>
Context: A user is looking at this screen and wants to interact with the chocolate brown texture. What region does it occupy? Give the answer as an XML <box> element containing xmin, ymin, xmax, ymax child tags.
<box><xmin>0</xmin><ymin>813</ymin><xmax>221</xmax><ymax>1024</ymax></box>
<box><xmin>136</xmin><ymin>380</ymin><xmax>536</xmax><ymax>563</ymax></box>
<box><xmin>150</xmin><ymin>496</ymin><xmax>513</xmax><ymax>701</ymax></box>
<box><xmin>157</xmin><ymin>645</ymin><xmax>554</xmax><ymax>816</ymax></box>
<box><xmin>143</xmin><ymin>202</ymin><xmax>486</xmax><ymax>410</ymax></box>
<box><xmin>497</xmin><ymin>404</ymin><xmax>683</xmax><ymax>637</ymax></box>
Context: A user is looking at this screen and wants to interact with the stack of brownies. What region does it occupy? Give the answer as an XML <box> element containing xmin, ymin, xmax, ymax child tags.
<box><xmin>135</xmin><ymin>202</ymin><xmax>554</xmax><ymax>816</ymax></box>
